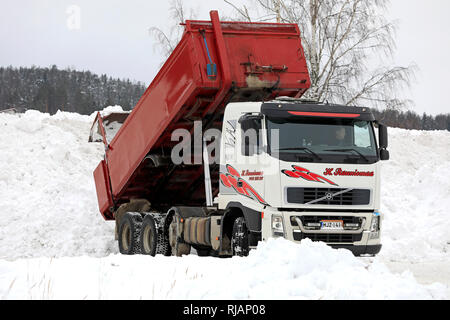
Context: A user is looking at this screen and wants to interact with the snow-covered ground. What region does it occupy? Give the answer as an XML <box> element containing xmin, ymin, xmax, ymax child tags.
<box><xmin>0</xmin><ymin>108</ymin><xmax>449</xmax><ymax>299</ymax></box>
<box><xmin>1</xmin><ymin>238</ymin><xmax>446</xmax><ymax>300</ymax></box>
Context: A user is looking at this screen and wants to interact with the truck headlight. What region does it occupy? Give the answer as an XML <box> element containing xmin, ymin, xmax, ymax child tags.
<box><xmin>370</xmin><ymin>213</ymin><xmax>380</xmax><ymax>232</ymax></box>
<box><xmin>272</xmin><ymin>215</ymin><xmax>285</xmax><ymax>237</ymax></box>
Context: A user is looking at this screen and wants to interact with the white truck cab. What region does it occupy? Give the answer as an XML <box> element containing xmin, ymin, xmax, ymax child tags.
<box><xmin>216</xmin><ymin>100</ymin><xmax>388</xmax><ymax>256</ymax></box>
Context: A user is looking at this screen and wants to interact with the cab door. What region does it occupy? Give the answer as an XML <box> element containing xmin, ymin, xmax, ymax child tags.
<box><xmin>219</xmin><ymin>113</ymin><xmax>267</xmax><ymax>206</ymax></box>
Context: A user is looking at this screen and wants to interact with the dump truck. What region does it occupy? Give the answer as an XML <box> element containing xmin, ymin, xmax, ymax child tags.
<box><xmin>90</xmin><ymin>11</ymin><xmax>389</xmax><ymax>257</ymax></box>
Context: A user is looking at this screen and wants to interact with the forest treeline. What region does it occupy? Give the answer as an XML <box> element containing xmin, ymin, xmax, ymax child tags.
<box><xmin>1</xmin><ymin>66</ymin><xmax>449</xmax><ymax>132</ymax></box>
<box><xmin>0</xmin><ymin>66</ymin><xmax>146</xmax><ymax>115</ymax></box>
<box><xmin>371</xmin><ymin>109</ymin><xmax>450</xmax><ymax>132</ymax></box>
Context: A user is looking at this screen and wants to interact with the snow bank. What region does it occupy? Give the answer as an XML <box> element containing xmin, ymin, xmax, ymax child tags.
<box><xmin>379</xmin><ymin>128</ymin><xmax>450</xmax><ymax>263</ymax></box>
<box><xmin>0</xmin><ymin>238</ymin><xmax>446</xmax><ymax>300</ymax></box>
<box><xmin>0</xmin><ymin>110</ymin><xmax>118</xmax><ymax>260</ymax></box>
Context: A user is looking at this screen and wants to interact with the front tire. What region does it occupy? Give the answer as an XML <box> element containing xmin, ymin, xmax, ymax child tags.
<box><xmin>231</xmin><ymin>217</ymin><xmax>249</xmax><ymax>257</ymax></box>
<box><xmin>118</xmin><ymin>212</ymin><xmax>142</xmax><ymax>255</ymax></box>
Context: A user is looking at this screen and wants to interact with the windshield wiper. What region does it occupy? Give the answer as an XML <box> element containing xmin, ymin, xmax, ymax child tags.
<box><xmin>275</xmin><ymin>147</ymin><xmax>322</xmax><ymax>160</ymax></box>
<box><xmin>325</xmin><ymin>148</ymin><xmax>369</xmax><ymax>162</ymax></box>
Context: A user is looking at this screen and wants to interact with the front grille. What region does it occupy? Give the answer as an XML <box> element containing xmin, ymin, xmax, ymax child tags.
<box><xmin>286</xmin><ymin>188</ymin><xmax>370</xmax><ymax>205</ymax></box>
<box><xmin>293</xmin><ymin>232</ymin><xmax>363</xmax><ymax>243</ymax></box>
<box><xmin>291</xmin><ymin>215</ymin><xmax>363</xmax><ymax>226</ymax></box>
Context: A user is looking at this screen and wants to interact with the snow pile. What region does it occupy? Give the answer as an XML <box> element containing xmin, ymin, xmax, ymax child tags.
<box><xmin>0</xmin><ymin>238</ymin><xmax>446</xmax><ymax>300</ymax></box>
<box><xmin>379</xmin><ymin>128</ymin><xmax>450</xmax><ymax>262</ymax></box>
<box><xmin>98</xmin><ymin>105</ymin><xmax>130</xmax><ymax>118</ymax></box>
<box><xmin>0</xmin><ymin>109</ymin><xmax>118</xmax><ymax>260</ymax></box>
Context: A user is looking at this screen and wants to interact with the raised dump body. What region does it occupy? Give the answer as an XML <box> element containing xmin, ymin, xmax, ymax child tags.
<box><xmin>93</xmin><ymin>11</ymin><xmax>311</xmax><ymax>220</ymax></box>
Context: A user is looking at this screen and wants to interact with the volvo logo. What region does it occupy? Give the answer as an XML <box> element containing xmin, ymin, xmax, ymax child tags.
<box><xmin>325</xmin><ymin>192</ymin><xmax>334</xmax><ymax>200</ymax></box>
<box><xmin>305</xmin><ymin>188</ymin><xmax>353</xmax><ymax>205</ymax></box>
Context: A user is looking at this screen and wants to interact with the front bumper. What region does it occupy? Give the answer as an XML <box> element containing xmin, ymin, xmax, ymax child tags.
<box><xmin>262</xmin><ymin>208</ymin><xmax>383</xmax><ymax>256</ymax></box>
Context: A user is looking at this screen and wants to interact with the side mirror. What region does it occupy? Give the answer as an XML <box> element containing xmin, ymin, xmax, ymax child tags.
<box><xmin>380</xmin><ymin>148</ymin><xmax>390</xmax><ymax>161</ymax></box>
<box><xmin>378</xmin><ymin>123</ymin><xmax>389</xmax><ymax>161</ymax></box>
<box><xmin>239</xmin><ymin>113</ymin><xmax>263</xmax><ymax>129</ymax></box>
<box><xmin>378</xmin><ymin>123</ymin><xmax>388</xmax><ymax>149</ymax></box>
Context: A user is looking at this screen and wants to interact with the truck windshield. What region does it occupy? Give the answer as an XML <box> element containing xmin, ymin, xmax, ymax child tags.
<box><xmin>266</xmin><ymin>117</ymin><xmax>378</xmax><ymax>164</ymax></box>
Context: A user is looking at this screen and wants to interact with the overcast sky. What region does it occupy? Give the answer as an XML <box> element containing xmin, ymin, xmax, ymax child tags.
<box><xmin>1</xmin><ymin>0</ymin><xmax>449</xmax><ymax>115</ymax></box>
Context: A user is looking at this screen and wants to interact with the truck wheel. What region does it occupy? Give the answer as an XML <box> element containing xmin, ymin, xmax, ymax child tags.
<box><xmin>169</xmin><ymin>219</ymin><xmax>191</xmax><ymax>257</ymax></box>
<box><xmin>155</xmin><ymin>214</ymin><xmax>172</xmax><ymax>256</ymax></box>
<box><xmin>118</xmin><ymin>212</ymin><xmax>142</xmax><ymax>255</ymax></box>
<box><xmin>140</xmin><ymin>215</ymin><xmax>158</xmax><ymax>256</ymax></box>
<box><xmin>231</xmin><ymin>217</ymin><xmax>249</xmax><ymax>257</ymax></box>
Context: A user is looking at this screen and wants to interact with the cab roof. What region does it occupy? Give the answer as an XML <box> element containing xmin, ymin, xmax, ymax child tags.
<box><xmin>261</xmin><ymin>101</ymin><xmax>375</xmax><ymax>121</ymax></box>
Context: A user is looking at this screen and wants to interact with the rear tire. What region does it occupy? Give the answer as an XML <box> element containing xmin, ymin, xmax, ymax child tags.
<box><xmin>140</xmin><ymin>215</ymin><xmax>158</xmax><ymax>256</ymax></box>
<box><xmin>231</xmin><ymin>217</ymin><xmax>249</xmax><ymax>257</ymax></box>
<box><xmin>118</xmin><ymin>212</ymin><xmax>142</xmax><ymax>255</ymax></box>
<box><xmin>140</xmin><ymin>214</ymin><xmax>172</xmax><ymax>256</ymax></box>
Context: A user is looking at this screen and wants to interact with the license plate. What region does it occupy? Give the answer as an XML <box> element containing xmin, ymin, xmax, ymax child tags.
<box><xmin>321</xmin><ymin>220</ymin><xmax>344</xmax><ymax>230</ymax></box>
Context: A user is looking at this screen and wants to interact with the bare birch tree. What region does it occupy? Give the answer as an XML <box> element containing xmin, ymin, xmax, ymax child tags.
<box><xmin>148</xmin><ymin>0</ymin><xmax>197</xmax><ymax>61</ymax></box>
<box><xmin>225</xmin><ymin>0</ymin><xmax>415</xmax><ymax>109</ymax></box>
